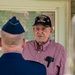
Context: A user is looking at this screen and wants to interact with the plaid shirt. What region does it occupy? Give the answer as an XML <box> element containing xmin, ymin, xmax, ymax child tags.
<box><xmin>22</xmin><ymin>40</ymin><xmax>66</xmax><ymax>75</ymax></box>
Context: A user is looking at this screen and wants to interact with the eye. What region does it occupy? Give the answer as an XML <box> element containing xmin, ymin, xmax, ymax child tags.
<box><xmin>42</xmin><ymin>28</ymin><xmax>45</xmax><ymax>31</ymax></box>
<box><xmin>36</xmin><ymin>28</ymin><xmax>40</xmax><ymax>31</ymax></box>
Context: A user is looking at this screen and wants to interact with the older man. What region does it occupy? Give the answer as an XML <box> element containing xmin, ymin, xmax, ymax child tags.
<box><xmin>22</xmin><ymin>15</ymin><xmax>66</xmax><ymax>75</ymax></box>
<box><xmin>0</xmin><ymin>16</ymin><xmax>46</xmax><ymax>75</ymax></box>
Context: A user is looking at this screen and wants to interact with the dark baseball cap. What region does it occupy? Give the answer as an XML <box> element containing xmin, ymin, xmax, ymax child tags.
<box><xmin>33</xmin><ymin>15</ymin><xmax>52</xmax><ymax>27</ymax></box>
<box><xmin>2</xmin><ymin>16</ymin><xmax>25</xmax><ymax>34</ymax></box>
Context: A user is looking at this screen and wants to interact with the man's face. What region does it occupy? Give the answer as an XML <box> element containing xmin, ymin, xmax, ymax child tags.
<box><xmin>33</xmin><ymin>24</ymin><xmax>53</xmax><ymax>43</ymax></box>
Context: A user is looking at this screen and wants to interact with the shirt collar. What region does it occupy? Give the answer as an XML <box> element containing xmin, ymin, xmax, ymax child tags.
<box><xmin>34</xmin><ymin>39</ymin><xmax>50</xmax><ymax>51</ymax></box>
<box><xmin>1</xmin><ymin>53</ymin><xmax>22</xmax><ymax>59</ymax></box>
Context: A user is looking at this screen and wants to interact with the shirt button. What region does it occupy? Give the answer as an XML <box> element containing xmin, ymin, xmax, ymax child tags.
<box><xmin>38</xmin><ymin>51</ymin><xmax>40</xmax><ymax>53</ymax></box>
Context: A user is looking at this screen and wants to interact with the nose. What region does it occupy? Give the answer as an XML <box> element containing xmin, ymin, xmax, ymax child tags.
<box><xmin>38</xmin><ymin>29</ymin><xmax>43</xmax><ymax>34</ymax></box>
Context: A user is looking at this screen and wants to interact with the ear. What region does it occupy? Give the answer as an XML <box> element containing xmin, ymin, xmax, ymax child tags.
<box><xmin>50</xmin><ymin>27</ymin><xmax>53</xmax><ymax>33</ymax></box>
<box><xmin>0</xmin><ymin>38</ymin><xmax>2</xmax><ymax>47</ymax></box>
<box><xmin>22</xmin><ymin>39</ymin><xmax>26</xmax><ymax>48</ymax></box>
<box><xmin>33</xmin><ymin>27</ymin><xmax>34</xmax><ymax>32</ymax></box>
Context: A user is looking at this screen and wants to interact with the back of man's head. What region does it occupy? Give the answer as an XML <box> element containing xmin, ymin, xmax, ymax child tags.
<box><xmin>1</xmin><ymin>31</ymin><xmax>24</xmax><ymax>46</ymax></box>
<box><xmin>1</xmin><ymin>16</ymin><xmax>25</xmax><ymax>53</ymax></box>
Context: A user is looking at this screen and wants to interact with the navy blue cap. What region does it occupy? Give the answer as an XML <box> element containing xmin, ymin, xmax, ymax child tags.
<box><xmin>33</xmin><ymin>15</ymin><xmax>52</xmax><ymax>27</ymax></box>
<box><xmin>2</xmin><ymin>16</ymin><xmax>25</xmax><ymax>34</ymax></box>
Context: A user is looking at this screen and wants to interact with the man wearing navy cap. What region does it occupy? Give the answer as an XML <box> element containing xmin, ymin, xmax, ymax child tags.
<box><xmin>22</xmin><ymin>15</ymin><xmax>66</xmax><ymax>75</ymax></box>
<box><xmin>0</xmin><ymin>16</ymin><xmax>46</xmax><ymax>75</ymax></box>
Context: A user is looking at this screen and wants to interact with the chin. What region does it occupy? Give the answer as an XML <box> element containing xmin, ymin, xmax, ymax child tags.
<box><xmin>38</xmin><ymin>40</ymin><xmax>44</xmax><ymax>43</ymax></box>
<box><xmin>36</xmin><ymin>38</ymin><xmax>45</xmax><ymax>42</ymax></box>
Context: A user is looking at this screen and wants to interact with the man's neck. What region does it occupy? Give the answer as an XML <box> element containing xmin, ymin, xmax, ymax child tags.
<box><xmin>36</xmin><ymin>40</ymin><xmax>48</xmax><ymax>46</ymax></box>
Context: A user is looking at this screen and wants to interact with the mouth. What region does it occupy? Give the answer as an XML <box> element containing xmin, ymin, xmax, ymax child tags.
<box><xmin>38</xmin><ymin>36</ymin><xmax>43</xmax><ymax>37</ymax></box>
<box><xmin>37</xmin><ymin>36</ymin><xmax>44</xmax><ymax>39</ymax></box>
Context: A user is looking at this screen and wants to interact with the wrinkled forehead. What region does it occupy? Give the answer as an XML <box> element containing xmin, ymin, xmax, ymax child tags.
<box><xmin>33</xmin><ymin>24</ymin><xmax>51</xmax><ymax>30</ymax></box>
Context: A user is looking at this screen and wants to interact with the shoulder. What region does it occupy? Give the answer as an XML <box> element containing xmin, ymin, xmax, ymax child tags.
<box><xmin>24</xmin><ymin>60</ymin><xmax>46</xmax><ymax>74</ymax></box>
<box><xmin>27</xmin><ymin>60</ymin><xmax>45</xmax><ymax>67</ymax></box>
<box><xmin>49</xmin><ymin>40</ymin><xmax>66</xmax><ymax>54</ymax></box>
<box><xmin>26</xmin><ymin>40</ymin><xmax>35</xmax><ymax>44</ymax></box>
<box><xmin>50</xmin><ymin>40</ymin><xmax>66</xmax><ymax>49</ymax></box>
<box><xmin>25</xmin><ymin>40</ymin><xmax>35</xmax><ymax>46</ymax></box>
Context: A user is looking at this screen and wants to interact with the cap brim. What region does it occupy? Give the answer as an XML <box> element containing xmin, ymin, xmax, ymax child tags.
<box><xmin>33</xmin><ymin>22</ymin><xmax>50</xmax><ymax>27</ymax></box>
